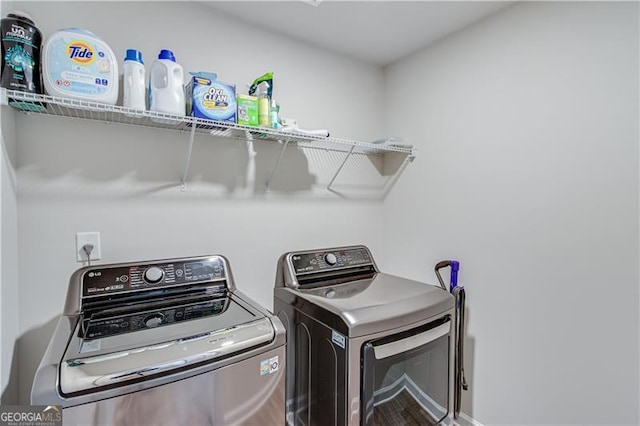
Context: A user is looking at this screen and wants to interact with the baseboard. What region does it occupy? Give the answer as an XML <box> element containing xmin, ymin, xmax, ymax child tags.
<box><xmin>455</xmin><ymin>412</ymin><xmax>485</xmax><ymax>426</ymax></box>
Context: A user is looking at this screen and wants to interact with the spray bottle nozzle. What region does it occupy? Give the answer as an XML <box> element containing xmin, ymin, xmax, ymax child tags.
<box><xmin>256</xmin><ymin>81</ymin><xmax>270</xmax><ymax>97</ymax></box>
<box><xmin>248</xmin><ymin>72</ymin><xmax>274</xmax><ymax>98</ymax></box>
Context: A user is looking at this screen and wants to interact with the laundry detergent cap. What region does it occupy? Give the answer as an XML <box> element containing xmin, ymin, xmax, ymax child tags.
<box><xmin>158</xmin><ymin>49</ymin><xmax>176</xmax><ymax>62</ymax></box>
<box><xmin>125</xmin><ymin>49</ymin><xmax>144</xmax><ymax>64</ymax></box>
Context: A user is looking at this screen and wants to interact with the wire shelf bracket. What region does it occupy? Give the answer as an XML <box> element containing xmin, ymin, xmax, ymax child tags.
<box><xmin>381</xmin><ymin>151</ymin><xmax>415</xmax><ymax>198</ymax></box>
<box><xmin>265</xmin><ymin>138</ymin><xmax>291</xmax><ymax>192</ymax></box>
<box><xmin>181</xmin><ymin>124</ymin><xmax>197</xmax><ymax>191</ymax></box>
<box><xmin>326</xmin><ymin>143</ymin><xmax>356</xmax><ymax>192</ymax></box>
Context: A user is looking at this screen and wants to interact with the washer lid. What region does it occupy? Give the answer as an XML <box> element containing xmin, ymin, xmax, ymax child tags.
<box><xmin>60</xmin><ymin>316</ymin><xmax>276</xmax><ymax>396</ymax></box>
<box><xmin>59</xmin><ymin>291</ymin><xmax>278</xmax><ymax>394</ymax></box>
<box><xmin>275</xmin><ymin>272</ymin><xmax>454</xmax><ymax>337</ymax></box>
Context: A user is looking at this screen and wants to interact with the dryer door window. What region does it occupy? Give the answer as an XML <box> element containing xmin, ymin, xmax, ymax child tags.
<box><xmin>361</xmin><ymin>318</ymin><xmax>451</xmax><ymax>426</ymax></box>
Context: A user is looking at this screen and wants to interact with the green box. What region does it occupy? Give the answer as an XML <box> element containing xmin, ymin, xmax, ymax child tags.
<box><xmin>237</xmin><ymin>94</ymin><xmax>259</xmax><ymax>127</ymax></box>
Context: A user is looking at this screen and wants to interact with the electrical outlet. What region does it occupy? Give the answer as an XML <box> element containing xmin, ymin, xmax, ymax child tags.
<box><xmin>76</xmin><ymin>232</ymin><xmax>101</xmax><ymax>262</ymax></box>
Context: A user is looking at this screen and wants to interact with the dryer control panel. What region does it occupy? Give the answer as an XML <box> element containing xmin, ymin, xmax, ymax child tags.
<box><xmin>82</xmin><ymin>257</ymin><xmax>226</xmax><ymax>297</ymax></box>
<box><xmin>291</xmin><ymin>246</ymin><xmax>373</xmax><ymax>275</ymax></box>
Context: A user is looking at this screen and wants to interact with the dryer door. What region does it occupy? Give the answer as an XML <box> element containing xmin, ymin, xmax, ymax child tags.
<box><xmin>361</xmin><ymin>317</ymin><xmax>451</xmax><ymax>426</ymax></box>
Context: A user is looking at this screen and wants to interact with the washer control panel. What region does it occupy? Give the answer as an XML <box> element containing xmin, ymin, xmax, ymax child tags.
<box><xmin>82</xmin><ymin>257</ymin><xmax>226</xmax><ymax>297</ymax></box>
<box><xmin>291</xmin><ymin>247</ymin><xmax>373</xmax><ymax>275</ymax></box>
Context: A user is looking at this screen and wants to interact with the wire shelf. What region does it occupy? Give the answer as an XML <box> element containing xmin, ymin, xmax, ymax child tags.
<box><xmin>0</xmin><ymin>88</ymin><xmax>415</xmax><ymax>156</ymax></box>
<box><xmin>2</xmin><ymin>88</ymin><xmax>415</xmax><ymax>196</ymax></box>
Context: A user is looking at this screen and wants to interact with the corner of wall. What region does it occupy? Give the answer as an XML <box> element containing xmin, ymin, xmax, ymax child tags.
<box><xmin>1</xmin><ymin>88</ymin><xmax>20</xmax><ymax>403</ymax></box>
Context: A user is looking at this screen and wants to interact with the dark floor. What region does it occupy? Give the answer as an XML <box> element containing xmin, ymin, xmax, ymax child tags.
<box><xmin>373</xmin><ymin>389</ymin><xmax>437</xmax><ymax>426</ymax></box>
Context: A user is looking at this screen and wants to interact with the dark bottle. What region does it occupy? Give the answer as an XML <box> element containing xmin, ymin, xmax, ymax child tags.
<box><xmin>1</xmin><ymin>11</ymin><xmax>42</xmax><ymax>94</ymax></box>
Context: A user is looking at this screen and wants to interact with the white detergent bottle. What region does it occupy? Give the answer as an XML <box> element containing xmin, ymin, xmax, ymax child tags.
<box><xmin>123</xmin><ymin>49</ymin><xmax>146</xmax><ymax>110</ymax></box>
<box><xmin>149</xmin><ymin>49</ymin><xmax>184</xmax><ymax>116</ymax></box>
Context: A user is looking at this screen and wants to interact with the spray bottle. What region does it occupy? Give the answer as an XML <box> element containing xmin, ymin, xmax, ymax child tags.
<box><xmin>248</xmin><ymin>71</ymin><xmax>273</xmax><ymax>98</ymax></box>
<box><xmin>257</xmin><ymin>81</ymin><xmax>270</xmax><ymax>127</ymax></box>
<box><xmin>270</xmin><ymin>98</ymin><xmax>279</xmax><ymax>129</ymax></box>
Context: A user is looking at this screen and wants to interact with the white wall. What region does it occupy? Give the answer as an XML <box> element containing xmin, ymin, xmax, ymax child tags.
<box><xmin>0</xmin><ymin>0</ymin><xmax>20</xmax><ymax>403</ymax></box>
<box><xmin>382</xmin><ymin>2</ymin><xmax>639</xmax><ymax>425</ymax></box>
<box><xmin>12</xmin><ymin>1</ymin><xmax>388</xmax><ymax>404</ymax></box>
<box><xmin>0</xmin><ymin>109</ymin><xmax>18</xmax><ymax>405</ymax></box>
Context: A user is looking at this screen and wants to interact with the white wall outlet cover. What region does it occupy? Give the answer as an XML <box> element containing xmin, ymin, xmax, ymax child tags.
<box><xmin>76</xmin><ymin>232</ymin><xmax>101</xmax><ymax>262</ymax></box>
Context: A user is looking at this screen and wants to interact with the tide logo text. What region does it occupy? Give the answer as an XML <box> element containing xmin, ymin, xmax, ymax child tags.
<box><xmin>67</xmin><ymin>41</ymin><xmax>95</xmax><ymax>65</ymax></box>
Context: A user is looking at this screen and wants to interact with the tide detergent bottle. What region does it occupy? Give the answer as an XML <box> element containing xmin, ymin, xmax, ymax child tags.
<box><xmin>43</xmin><ymin>28</ymin><xmax>118</xmax><ymax>104</ymax></box>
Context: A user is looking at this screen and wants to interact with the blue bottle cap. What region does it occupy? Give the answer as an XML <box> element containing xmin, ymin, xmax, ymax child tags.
<box><xmin>158</xmin><ymin>49</ymin><xmax>176</xmax><ymax>62</ymax></box>
<box><xmin>124</xmin><ymin>49</ymin><xmax>144</xmax><ymax>64</ymax></box>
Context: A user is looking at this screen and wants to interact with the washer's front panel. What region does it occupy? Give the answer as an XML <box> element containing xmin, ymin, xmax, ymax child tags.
<box><xmin>62</xmin><ymin>346</ymin><xmax>285</xmax><ymax>426</ymax></box>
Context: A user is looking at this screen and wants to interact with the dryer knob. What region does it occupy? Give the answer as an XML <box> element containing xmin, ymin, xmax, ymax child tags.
<box><xmin>324</xmin><ymin>253</ymin><xmax>337</xmax><ymax>266</ymax></box>
<box><xmin>144</xmin><ymin>266</ymin><xmax>164</xmax><ymax>284</ymax></box>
